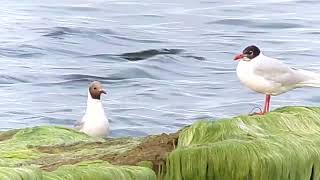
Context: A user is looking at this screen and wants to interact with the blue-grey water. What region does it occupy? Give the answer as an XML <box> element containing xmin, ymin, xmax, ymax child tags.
<box><xmin>1</xmin><ymin>0</ymin><xmax>320</xmax><ymax>137</ymax></box>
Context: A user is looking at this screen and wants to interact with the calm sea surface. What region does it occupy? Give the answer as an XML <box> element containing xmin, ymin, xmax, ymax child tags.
<box><xmin>0</xmin><ymin>0</ymin><xmax>320</xmax><ymax>137</ymax></box>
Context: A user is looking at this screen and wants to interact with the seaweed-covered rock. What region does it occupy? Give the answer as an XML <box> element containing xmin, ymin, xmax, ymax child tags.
<box><xmin>0</xmin><ymin>126</ymin><xmax>159</xmax><ymax>180</ymax></box>
<box><xmin>0</xmin><ymin>161</ymin><xmax>156</xmax><ymax>180</ymax></box>
<box><xmin>3</xmin><ymin>106</ymin><xmax>320</xmax><ymax>180</ymax></box>
<box><xmin>165</xmin><ymin>107</ymin><xmax>320</xmax><ymax>180</ymax></box>
<box><xmin>0</xmin><ymin>166</ymin><xmax>42</xmax><ymax>180</ymax></box>
<box><xmin>43</xmin><ymin>161</ymin><xmax>156</xmax><ymax>180</ymax></box>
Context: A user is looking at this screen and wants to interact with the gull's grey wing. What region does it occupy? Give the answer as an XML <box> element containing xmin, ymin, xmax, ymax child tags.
<box><xmin>254</xmin><ymin>56</ymin><xmax>307</xmax><ymax>86</ymax></box>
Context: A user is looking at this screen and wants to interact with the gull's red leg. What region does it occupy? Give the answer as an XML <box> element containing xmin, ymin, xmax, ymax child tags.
<box><xmin>251</xmin><ymin>94</ymin><xmax>270</xmax><ymax>115</ymax></box>
<box><xmin>265</xmin><ymin>95</ymin><xmax>271</xmax><ymax>113</ymax></box>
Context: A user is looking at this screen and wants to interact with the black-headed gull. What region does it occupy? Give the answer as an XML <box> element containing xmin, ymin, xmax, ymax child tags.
<box><xmin>234</xmin><ymin>45</ymin><xmax>320</xmax><ymax>115</ymax></box>
<box><xmin>75</xmin><ymin>81</ymin><xmax>109</xmax><ymax>137</ymax></box>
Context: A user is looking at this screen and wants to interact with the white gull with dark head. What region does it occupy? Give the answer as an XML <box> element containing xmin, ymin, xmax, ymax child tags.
<box><xmin>234</xmin><ymin>45</ymin><xmax>320</xmax><ymax>114</ymax></box>
<box><xmin>75</xmin><ymin>81</ymin><xmax>109</xmax><ymax>137</ymax></box>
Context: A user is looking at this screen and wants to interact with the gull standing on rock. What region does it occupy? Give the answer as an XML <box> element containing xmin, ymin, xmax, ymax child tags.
<box><xmin>75</xmin><ymin>81</ymin><xmax>109</xmax><ymax>137</ymax></box>
<box><xmin>234</xmin><ymin>45</ymin><xmax>320</xmax><ymax>115</ymax></box>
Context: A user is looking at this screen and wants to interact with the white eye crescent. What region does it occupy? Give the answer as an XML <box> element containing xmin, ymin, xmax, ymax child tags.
<box><xmin>249</xmin><ymin>51</ymin><xmax>253</xmax><ymax>55</ymax></box>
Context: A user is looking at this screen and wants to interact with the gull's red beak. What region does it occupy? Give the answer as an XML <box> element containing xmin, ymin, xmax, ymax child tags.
<box><xmin>234</xmin><ymin>53</ymin><xmax>244</xmax><ymax>61</ymax></box>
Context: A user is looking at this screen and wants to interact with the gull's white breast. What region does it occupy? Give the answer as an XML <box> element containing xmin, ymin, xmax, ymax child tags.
<box><xmin>80</xmin><ymin>99</ymin><xmax>109</xmax><ymax>137</ymax></box>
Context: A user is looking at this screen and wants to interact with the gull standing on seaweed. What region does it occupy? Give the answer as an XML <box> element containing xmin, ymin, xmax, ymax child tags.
<box><xmin>234</xmin><ymin>45</ymin><xmax>320</xmax><ymax>115</ymax></box>
<box><xmin>75</xmin><ymin>81</ymin><xmax>109</xmax><ymax>137</ymax></box>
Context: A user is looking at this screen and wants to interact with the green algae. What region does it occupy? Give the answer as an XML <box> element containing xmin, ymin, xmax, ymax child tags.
<box><xmin>3</xmin><ymin>106</ymin><xmax>320</xmax><ymax>179</ymax></box>
<box><xmin>0</xmin><ymin>125</ymin><xmax>169</xmax><ymax>180</ymax></box>
<box><xmin>31</xmin><ymin>137</ymin><xmax>142</xmax><ymax>171</ymax></box>
<box><xmin>165</xmin><ymin>106</ymin><xmax>320</xmax><ymax>180</ymax></box>
<box><xmin>0</xmin><ymin>166</ymin><xmax>42</xmax><ymax>180</ymax></box>
<box><xmin>0</xmin><ymin>126</ymin><xmax>92</xmax><ymax>166</ymax></box>
<box><xmin>43</xmin><ymin>161</ymin><xmax>156</xmax><ymax>180</ymax></box>
<box><xmin>0</xmin><ymin>161</ymin><xmax>156</xmax><ymax>180</ymax></box>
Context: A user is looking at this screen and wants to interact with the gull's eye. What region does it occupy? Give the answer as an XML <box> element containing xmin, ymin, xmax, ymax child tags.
<box><xmin>249</xmin><ymin>51</ymin><xmax>253</xmax><ymax>55</ymax></box>
<box><xmin>94</xmin><ymin>87</ymin><xmax>97</xmax><ymax>90</ymax></box>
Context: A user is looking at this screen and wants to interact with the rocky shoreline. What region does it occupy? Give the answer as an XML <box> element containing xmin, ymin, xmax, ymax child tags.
<box><xmin>0</xmin><ymin>125</ymin><xmax>178</xmax><ymax>179</ymax></box>
<box><xmin>1</xmin><ymin>106</ymin><xmax>320</xmax><ymax>180</ymax></box>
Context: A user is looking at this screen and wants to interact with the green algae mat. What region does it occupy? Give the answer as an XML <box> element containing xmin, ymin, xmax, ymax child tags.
<box><xmin>1</xmin><ymin>106</ymin><xmax>320</xmax><ymax>180</ymax></box>
<box><xmin>0</xmin><ymin>162</ymin><xmax>156</xmax><ymax>180</ymax></box>
<box><xmin>165</xmin><ymin>106</ymin><xmax>320</xmax><ymax>180</ymax></box>
<box><xmin>0</xmin><ymin>126</ymin><xmax>158</xmax><ymax>180</ymax></box>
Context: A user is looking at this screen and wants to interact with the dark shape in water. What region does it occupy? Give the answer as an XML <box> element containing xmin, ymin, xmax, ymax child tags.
<box><xmin>118</xmin><ymin>48</ymin><xmax>184</xmax><ymax>61</ymax></box>
<box><xmin>43</xmin><ymin>27</ymin><xmax>79</xmax><ymax>38</ymax></box>
<box><xmin>182</xmin><ymin>55</ymin><xmax>206</xmax><ymax>61</ymax></box>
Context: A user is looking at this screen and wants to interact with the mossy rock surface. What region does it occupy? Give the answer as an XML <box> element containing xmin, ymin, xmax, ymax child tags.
<box><xmin>0</xmin><ymin>125</ymin><xmax>178</xmax><ymax>180</ymax></box>
<box><xmin>165</xmin><ymin>106</ymin><xmax>320</xmax><ymax>180</ymax></box>
<box><xmin>0</xmin><ymin>161</ymin><xmax>156</xmax><ymax>180</ymax></box>
<box><xmin>2</xmin><ymin>106</ymin><xmax>320</xmax><ymax>180</ymax></box>
<box><xmin>42</xmin><ymin>160</ymin><xmax>156</xmax><ymax>180</ymax></box>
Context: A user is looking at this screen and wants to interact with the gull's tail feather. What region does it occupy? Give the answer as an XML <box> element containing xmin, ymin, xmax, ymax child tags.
<box><xmin>299</xmin><ymin>80</ymin><xmax>320</xmax><ymax>87</ymax></box>
<box><xmin>296</xmin><ymin>69</ymin><xmax>320</xmax><ymax>87</ymax></box>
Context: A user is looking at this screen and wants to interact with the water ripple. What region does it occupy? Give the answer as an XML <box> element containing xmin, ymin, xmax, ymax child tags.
<box><xmin>118</xmin><ymin>48</ymin><xmax>184</xmax><ymax>61</ymax></box>
<box><xmin>210</xmin><ymin>19</ymin><xmax>305</xmax><ymax>29</ymax></box>
<box><xmin>0</xmin><ymin>0</ymin><xmax>319</xmax><ymax>137</ymax></box>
